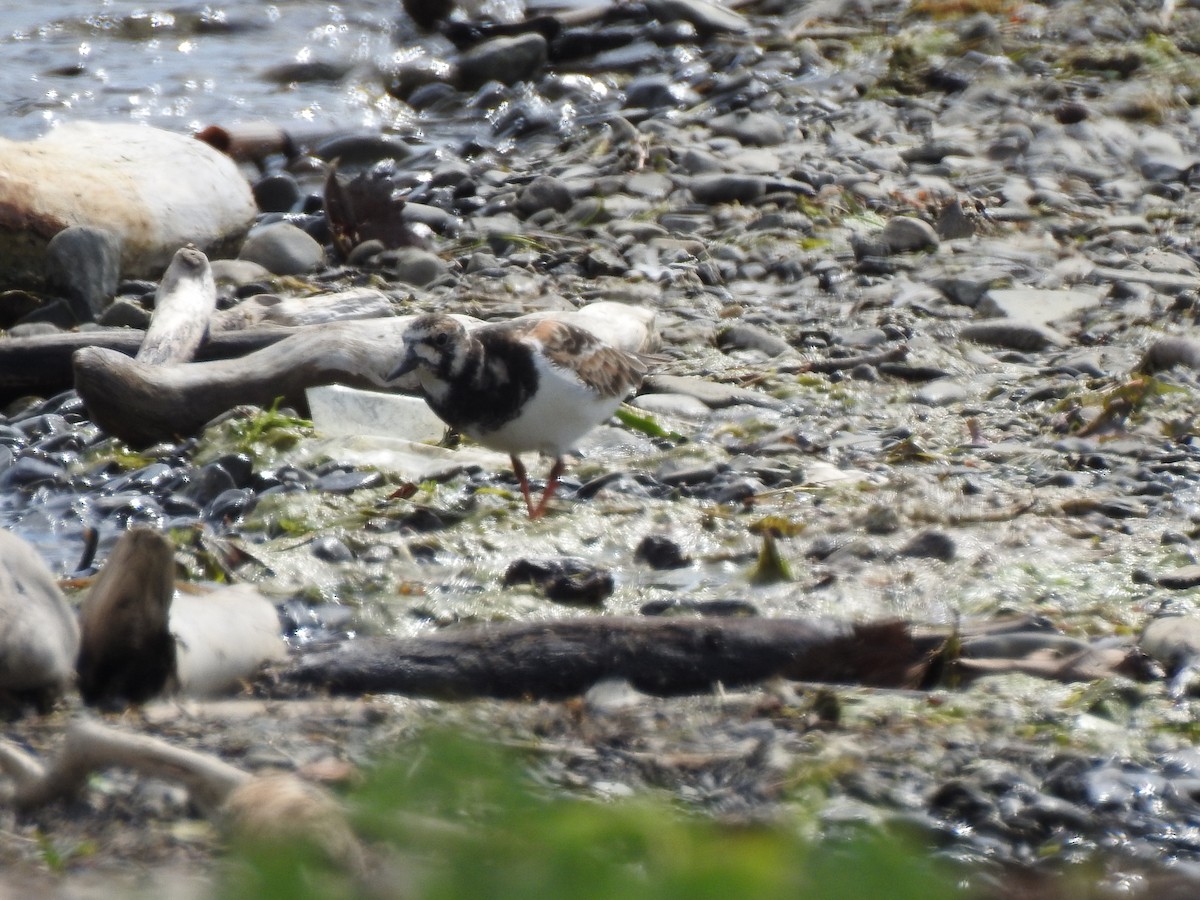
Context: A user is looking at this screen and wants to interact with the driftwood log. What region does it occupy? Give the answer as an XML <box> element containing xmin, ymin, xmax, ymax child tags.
<box><xmin>71</xmin><ymin>302</ymin><xmax>658</xmax><ymax>448</ymax></box>
<box><xmin>134</xmin><ymin>246</ymin><xmax>218</xmax><ymax>366</ymax></box>
<box><xmin>74</xmin><ymin>318</ymin><xmax>410</xmax><ymax>447</ymax></box>
<box><xmin>280</xmin><ymin>617</ymin><xmax>939</xmax><ymax>699</ymax></box>
<box><xmin>0</xmin><ymin>718</ymin><xmax>364</xmax><ymax>872</ymax></box>
<box><xmin>76</xmin><ymin>527</ymin><xmax>289</xmax><ymax>707</ymax></box>
<box><xmin>0</xmin><ymin>327</ymin><xmax>294</xmax><ymax>404</ymax></box>
<box><xmin>76</xmin><ymin>528</ymin><xmax>177</xmax><ymax>707</ymax></box>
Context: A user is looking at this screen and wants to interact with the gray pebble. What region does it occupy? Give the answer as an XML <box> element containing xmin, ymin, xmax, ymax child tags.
<box><xmin>717</xmin><ymin>323</ymin><xmax>792</xmax><ymax>357</ymax></box>
<box><xmin>377</xmin><ymin>247</ymin><xmax>447</xmax><ymax>287</ymax></box>
<box><xmin>625</xmin><ymin>74</ymin><xmax>699</xmax><ymax>109</ymax></box>
<box><xmin>912</xmin><ymin>379</ymin><xmax>969</xmax><ymax>406</ymax></box>
<box><xmin>239</xmin><ymin>221</ymin><xmax>325</xmax><ymax>276</ymax></box>
<box><xmin>880</xmin><ymin>216</ymin><xmax>939</xmax><ymax>253</ymax></box>
<box><xmin>689</xmin><ymin>174</ymin><xmax>767</xmax><ymax>205</ymax></box>
<box><xmin>708</xmin><ymin>111</ymin><xmax>786</xmax><ymax>147</ymax></box>
<box><xmin>456</xmin><ymin>34</ymin><xmax>547</xmax><ymax>91</ymax></box>
<box><xmin>45</xmin><ymin>225</ymin><xmax>122</xmax><ymax>322</ymax></box>
<box><xmin>253</xmin><ymin>172</ymin><xmax>302</xmax><ymax>214</ymax></box>
<box><xmin>98</xmin><ymin>298</ymin><xmax>151</xmax><ymax>329</ymax></box>
<box><xmin>517</xmin><ymin>175</ymin><xmax>573</xmax><ymax>217</ymax></box>
<box><xmin>311</xmin><ymin>535</ymin><xmax>354</xmax><ymax>563</ymax></box>
<box><xmin>211</xmin><ymin>258</ymin><xmax>275</xmax><ymax>287</ymax></box>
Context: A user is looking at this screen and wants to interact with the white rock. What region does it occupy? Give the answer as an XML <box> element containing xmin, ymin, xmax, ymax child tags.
<box><xmin>0</xmin><ymin>530</ymin><xmax>80</xmax><ymax>699</ymax></box>
<box><xmin>0</xmin><ymin>122</ymin><xmax>257</xmax><ymax>286</ymax></box>
<box><xmin>308</xmin><ymin>384</ymin><xmax>448</xmax><ymax>443</ymax></box>
<box><xmin>978</xmin><ymin>288</ymin><xmax>1103</xmax><ymax>327</ymax></box>
<box><xmin>171</xmin><ymin>585</ymin><xmax>288</xmax><ymax>697</ymax></box>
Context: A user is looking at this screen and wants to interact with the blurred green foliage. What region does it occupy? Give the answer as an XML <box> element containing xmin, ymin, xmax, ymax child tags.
<box><xmin>220</xmin><ymin>729</ymin><xmax>963</xmax><ymax>900</ymax></box>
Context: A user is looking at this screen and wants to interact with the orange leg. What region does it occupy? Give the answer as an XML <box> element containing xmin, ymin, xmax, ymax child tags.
<box><xmin>510</xmin><ymin>455</ymin><xmax>536</xmax><ymax>517</ymax></box>
<box><xmin>530</xmin><ymin>457</ymin><xmax>565</xmax><ymax>520</ymax></box>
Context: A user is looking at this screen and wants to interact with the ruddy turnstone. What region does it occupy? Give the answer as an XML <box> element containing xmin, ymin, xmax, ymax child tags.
<box><xmin>389</xmin><ymin>313</ymin><xmax>651</xmax><ymax>518</ymax></box>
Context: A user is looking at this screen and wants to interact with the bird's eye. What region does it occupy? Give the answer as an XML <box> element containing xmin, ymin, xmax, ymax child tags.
<box><xmin>433</xmin><ymin>332</ymin><xmax>450</xmax><ymax>347</ymax></box>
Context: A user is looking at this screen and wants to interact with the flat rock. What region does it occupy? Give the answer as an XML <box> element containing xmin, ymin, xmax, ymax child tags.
<box><xmin>643</xmin><ymin>374</ymin><xmax>779</xmax><ymax>408</ymax></box>
<box><xmin>977</xmin><ymin>288</ymin><xmax>1104</xmax><ymax>328</ymax></box>
<box><xmin>1157</xmin><ymin>565</ymin><xmax>1200</xmax><ymax>590</ymax></box>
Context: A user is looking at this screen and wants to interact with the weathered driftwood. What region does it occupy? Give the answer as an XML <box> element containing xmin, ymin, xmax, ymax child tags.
<box><xmin>0</xmin><ymin>327</ymin><xmax>294</xmax><ymax>404</ymax></box>
<box><xmin>76</xmin><ymin>528</ymin><xmax>289</xmax><ymax>706</ymax></box>
<box><xmin>76</xmin><ymin>527</ymin><xmax>177</xmax><ymax>707</ymax></box>
<box><xmin>0</xmin><ymin>530</ymin><xmax>79</xmax><ymax>709</ymax></box>
<box><xmin>72</xmin><ymin>302</ymin><xmax>658</xmax><ymax>448</ymax></box>
<box><xmin>280</xmin><ymin>617</ymin><xmax>936</xmax><ymax>699</ymax></box>
<box><xmin>0</xmin><ymin>718</ymin><xmax>248</xmax><ymax>813</ymax></box>
<box><xmin>0</xmin><ymin>718</ymin><xmax>364</xmax><ymax>871</ymax></box>
<box><xmin>135</xmin><ymin>246</ymin><xmax>217</xmax><ymax>366</ymax></box>
<box><xmin>74</xmin><ymin>318</ymin><xmax>411</xmax><ymax>447</ymax></box>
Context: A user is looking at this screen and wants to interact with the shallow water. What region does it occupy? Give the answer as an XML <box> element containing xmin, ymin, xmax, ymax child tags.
<box><xmin>2</xmin><ymin>1</ymin><xmax>440</xmax><ymax>140</ymax></box>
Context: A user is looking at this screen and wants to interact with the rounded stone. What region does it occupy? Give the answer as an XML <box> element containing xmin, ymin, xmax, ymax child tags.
<box><xmin>45</xmin><ymin>225</ymin><xmax>123</xmax><ymax>322</ymax></box>
<box><xmin>377</xmin><ymin>247</ymin><xmax>448</xmax><ymax>287</ymax></box>
<box><xmin>881</xmin><ymin>215</ymin><xmax>940</xmax><ymax>253</ymax></box>
<box><xmin>252</xmin><ymin>173</ymin><xmax>303</xmax><ymax>214</ymax></box>
<box><xmin>516</xmin><ymin>175</ymin><xmax>573</xmax><ymax>218</ymax></box>
<box><xmin>456</xmin><ymin>34</ymin><xmax>548</xmax><ymax>91</ymax></box>
<box><xmin>238</xmin><ymin>221</ymin><xmax>325</xmax><ymax>276</ymax></box>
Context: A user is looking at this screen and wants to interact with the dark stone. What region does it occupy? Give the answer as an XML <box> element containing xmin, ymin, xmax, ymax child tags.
<box><xmin>456</xmin><ymin>33</ymin><xmax>548</xmax><ymax>91</ymax></box>
<box><xmin>897</xmin><ymin>530</ymin><xmax>956</xmax><ymax>562</ymax></box>
<box><xmin>503</xmin><ymin>557</ymin><xmax>614</xmax><ymax>606</ymax></box>
<box><xmin>44</xmin><ymin>225</ymin><xmax>122</xmax><ymax>322</ymax></box>
<box><xmin>516</xmin><ymin>175</ymin><xmax>573</xmax><ymax>217</ymax></box>
<box><xmin>253</xmin><ymin>172</ymin><xmax>303</xmax><ymax>213</ymax></box>
<box><xmin>635</xmin><ymin>534</ymin><xmax>691</xmax><ymax>569</ymax></box>
<box><xmin>312</xmin><ymin>535</ymin><xmax>355</xmax><ymax>563</ymax></box>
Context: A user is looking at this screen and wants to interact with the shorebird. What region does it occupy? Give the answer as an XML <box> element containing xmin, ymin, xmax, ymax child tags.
<box><xmin>389</xmin><ymin>314</ymin><xmax>651</xmax><ymax>518</ymax></box>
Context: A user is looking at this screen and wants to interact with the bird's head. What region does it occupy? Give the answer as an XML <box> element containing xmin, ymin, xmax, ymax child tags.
<box><xmin>388</xmin><ymin>315</ymin><xmax>469</xmax><ymax>383</ymax></box>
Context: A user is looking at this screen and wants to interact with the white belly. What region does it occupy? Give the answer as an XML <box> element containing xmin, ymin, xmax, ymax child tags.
<box><xmin>466</xmin><ymin>356</ymin><xmax>623</xmax><ymax>456</ymax></box>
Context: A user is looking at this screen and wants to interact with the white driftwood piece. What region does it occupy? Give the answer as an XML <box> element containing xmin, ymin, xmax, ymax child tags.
<box><xmin>210</xmin><ymin>287</ymin><xmax>394</xmax><ymax>331</ymax></box>
<box><xmin>136</xmin><ymin>247</ymin><xmax>218</xmax><ymax>366</ymax></box>
<box><xmin>0</xmin><ymin>530</ymin><xmax>79</xmax><ymax>702</ymax></box>
<box><xmin>0</xmin><ymin>122</ymin><xmax>256</xmax><ymax>284</ymax></box>
<box><xmin>171</xmin><ymin>584</ymin><xmax>288</xmax><ymax>697</ymax></box>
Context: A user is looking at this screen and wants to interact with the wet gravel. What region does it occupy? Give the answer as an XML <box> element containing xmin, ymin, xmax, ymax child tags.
<box><xmin>7</xmin><ymin>0</ymin><xmax>1200</xmax><ymax>891</ymax></box>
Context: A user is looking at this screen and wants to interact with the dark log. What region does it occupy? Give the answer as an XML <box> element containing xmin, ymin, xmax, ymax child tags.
<box><xmin>0</xmin><ymin>327</ymin><xmax>295</xmax><ymax>404</ymax></box>
<box><xmin>135</xmin><ymin>246</ymin><xmax>217</xmax><ymax>366</ymax></box>
<box><xmin>76</xmin><ymin>527</ymin><xmax>177</xmax><ymax>707</ymax></box>
<box><xmin>73</xmin><ymin>318</ymin><xmax>409</xmax><ymax>447</ymax></box>
<box><xmin>280</xmin><ymin>617</ymin><xmax>937</xmax><ymax>699</ymax></box>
